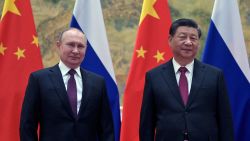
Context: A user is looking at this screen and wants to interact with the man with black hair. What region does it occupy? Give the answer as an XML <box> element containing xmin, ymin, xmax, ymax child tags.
<box><xmin>140</xmin><ymin>18</ymin><xmax>234</xmax><ymax>141</ymax></box>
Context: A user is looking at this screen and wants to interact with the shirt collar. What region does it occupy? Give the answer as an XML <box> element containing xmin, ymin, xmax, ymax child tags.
<box><xmin>172</xmin><ymin>58</ymin><xmax>194</xmax><ymax>74</ymax></box>
<box><xmin>58</xmin><ymin>61</ymin><xmax>81</xmax><ymax>77</ymax></box>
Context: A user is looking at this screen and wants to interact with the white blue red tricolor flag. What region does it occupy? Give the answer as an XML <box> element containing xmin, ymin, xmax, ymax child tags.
<box><xmin>70</xmin><ymin>0</ymin><xmax>121</xmax><ymax>141</ymax></box>
<box><xmin>202</xmin><ymin>0</ymin><xmax>250</xmax><ymax>141</ymax></box>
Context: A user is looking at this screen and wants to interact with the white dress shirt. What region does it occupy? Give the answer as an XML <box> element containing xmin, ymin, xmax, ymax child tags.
<box><xmin>58</xmin><ymin>61</ymin><xmax>83</xmax><ymax>114</ymax></box>
<box><xmin>172</xmin><ymin>58</ymin><xmax>194</xmax><ymax>94</ymax></box>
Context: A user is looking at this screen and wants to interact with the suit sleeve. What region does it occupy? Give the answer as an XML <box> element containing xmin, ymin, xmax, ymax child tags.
<box><xmin>20</xmin><ymin>73</ymin><xmax>40</xmax><ymax>141</ymax></box>
<box><xmin>217</xmin><ymin>71</ymin><xmax>234</xmax><ymax>141</ymax></box>
<box><xmin>98</xmin><ymin>80</ymin><xmax>115</xmax><ymax>141</ymax></box>
<box><xmin>140</xmin><ymin>72</ymin><xmax>156</xmax><ymax>141</ymax></box>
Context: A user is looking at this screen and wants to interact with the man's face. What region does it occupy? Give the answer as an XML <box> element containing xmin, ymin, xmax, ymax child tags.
<box><xmin>57</xmin><ymin>29</ymin><xmax>87</xmax><ymax>69</ymax></box>
<box><xmin>169</xmin><ymin>26</ymin><xmax>200</xmax><ymax>63</ymax></box>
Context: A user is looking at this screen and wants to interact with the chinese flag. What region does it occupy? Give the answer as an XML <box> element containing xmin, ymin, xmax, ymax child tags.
<box><xmin>120</xmin><ymin>0</ymin><xmax>172</xmax><ymax>141</ymax></box>
<box><xmin>0</xmin><ymin>0</ymin><xmax>43</xmax><ymax>141</ymax></box>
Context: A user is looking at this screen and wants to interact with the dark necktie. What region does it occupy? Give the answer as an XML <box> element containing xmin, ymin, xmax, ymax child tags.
<box><xmin>179</xmin><ymin>67</ymin><xmax>188</xmax><ymax>105</ymax></box>
<box><xmin>67</xmin><ymin>69</ymin><xmax>77</xmax><ymax>116</ymax></box>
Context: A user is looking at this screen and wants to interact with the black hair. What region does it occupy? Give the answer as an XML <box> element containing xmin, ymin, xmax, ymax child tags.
<box><xmin>169</xmin><ymin>18</ymin><xmax>202</xmax><ymax>38</ymax></box>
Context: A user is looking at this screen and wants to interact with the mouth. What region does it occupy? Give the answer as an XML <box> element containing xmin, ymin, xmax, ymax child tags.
<box><xmin>69</xmin><ymin>56</ymin><xmax>80</xmax><ymax>60</ymax></box>
<box><xmin>181</xmin><ymin>48</ymin><xmax>191</xmax><ymax>52</ymax></box>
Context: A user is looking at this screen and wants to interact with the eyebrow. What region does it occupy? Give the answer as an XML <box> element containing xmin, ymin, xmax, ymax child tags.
<box><xmin>177</xmin><ymin>32</ymin><xmax>198</xmax><ymax>36</ymax></box>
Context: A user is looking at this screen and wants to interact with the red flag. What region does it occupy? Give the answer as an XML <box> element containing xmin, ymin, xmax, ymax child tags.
<box><xmin>120</xmin><ymin>0</ymin><xmax>172</xmax><ymax>141</ymax></box>
<box><xmin>0</xmin><ymin>0</ymin><xmax>43</xmax><ymax>140</ymax></box>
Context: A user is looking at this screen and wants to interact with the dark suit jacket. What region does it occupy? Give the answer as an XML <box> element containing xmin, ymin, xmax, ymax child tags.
<box><xmin>140</xmin><ymin>59</ymin><xmax>234</xmax><ymax>141</ymax></box>
<box><xmin>20</xmin><ymin>65</ymin><xmax>114</xmax><ymax>141</ymax></box>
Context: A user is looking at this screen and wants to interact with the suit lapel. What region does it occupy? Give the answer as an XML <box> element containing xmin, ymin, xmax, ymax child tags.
<box><xmin>49</xmin><ymin>65</ymin><xmax>75</xmax><ymax>118</ymax></box>
<box><xmin>161</xmin><ymin>60</ymin><xmax>184</xmax><ymax>106</ymax></box>
<box><xmin>78</xmin><ymin>68</ymin><xmax>90</xmax><ymax>116</ymax></box>
<box><xmin>186</xmin><ymin>59</ymin><xmax>206</xmax><ymax>106</ymax></box>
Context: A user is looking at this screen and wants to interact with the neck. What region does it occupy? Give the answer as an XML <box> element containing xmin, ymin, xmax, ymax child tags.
<box><xmin>174</xmin><ymin>58</ymin><xmax>194</xmax><ymax>66</ymax></box>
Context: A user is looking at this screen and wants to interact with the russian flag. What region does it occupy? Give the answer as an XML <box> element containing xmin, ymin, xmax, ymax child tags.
<box><xmin>70</xmin><ymin>0</ymin><xmax>121</xmax><ymax>141</ymax></box>
<box><xmin>202</xmin><ymin>0</ymin><xmax>250</xmax><ymax>141</ymax></box>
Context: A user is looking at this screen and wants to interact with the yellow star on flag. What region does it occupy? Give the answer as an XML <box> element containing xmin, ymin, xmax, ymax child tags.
<box><xmin>14</xmin><ymin>47</ymin><xmax>25</xmax><ymax>60</ymax></box>
<box><xmin>154</xmin><ymin>50</ymin><xmax>165</xmax><ymax>63</ymax></box>
<box><xmin>136</xmin><ymin>46</ymin><xmax>147</xmax><ymax>58</ymax></box>
<box><xmin>0</xmin><ymin>42</ymin><xmax>7</xmax><ymax>56</ymax></box>
<box><xmin>139</xmin><ymin>0</ymin><xmax>160</xmax><ymax>24</ymax></box>
<box><xmin>31</xmin><ymin>35</ymin><xmax>39</xmax><ymax>47</ymax></box>
<box><xmin>1</xmin><ymin>0</ymin><xmax>21</xmax><ymax>20</ymax></box>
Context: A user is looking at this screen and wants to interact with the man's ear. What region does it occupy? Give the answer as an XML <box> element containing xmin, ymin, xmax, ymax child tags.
<box><xmin>168</xmin><ymin>35</ymin><xmax>173</xmax><ymax>45</ymax></box>
<box><xmin>168</xmin><ymin>34</ymin><xmax>172</xmax><ymax>40</ymax></box>
<box><xmin>198</xmin><ymin>42</ymin><xmax>201</xmax><ymax>49</ymax></box>
<box><xmin>56</xmin><ymin>41</ymin><xmax>60</xmax><ymax>48</ymax></box>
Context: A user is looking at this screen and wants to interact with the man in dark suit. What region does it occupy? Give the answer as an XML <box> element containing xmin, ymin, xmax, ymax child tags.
<box><xmin>20</xmin><ymin>28</ymin><xmax>114</xmax><ymax>141</ymax></box>
<box><xmin>139</xmin><ymin>18</ymin><xmax>234</xmax><ymax>141</ymax></box>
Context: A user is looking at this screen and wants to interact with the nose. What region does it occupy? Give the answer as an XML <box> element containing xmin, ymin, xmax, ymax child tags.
<box><xmin>72</xmin><ymin>46</ymin><xmax>79</xmax><ymax>53</ymax></box>
<box><xmin>184</xmin><ymin>38</ymin><xmax>193</xmax><ymax>46</ymax></box>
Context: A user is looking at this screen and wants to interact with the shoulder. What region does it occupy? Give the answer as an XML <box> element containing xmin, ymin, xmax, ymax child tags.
<box><xmin>147</xmin><ymin>59</ymin><xmax>173</xmax><ymax>74</ymax></box>
<box><xmin>80</xmin><ymin>68</ymin><xmax>105</xmax><ymax>81</ymax></box>
<box><xmin>29</xmin><ymin>65</ymin><xmax>59</xmax><ymax>77</ymax></box>
<box><xmin>195</xmin><ymin>59</ymin><xmax>223</xmax><ymax>74</ymax></box>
